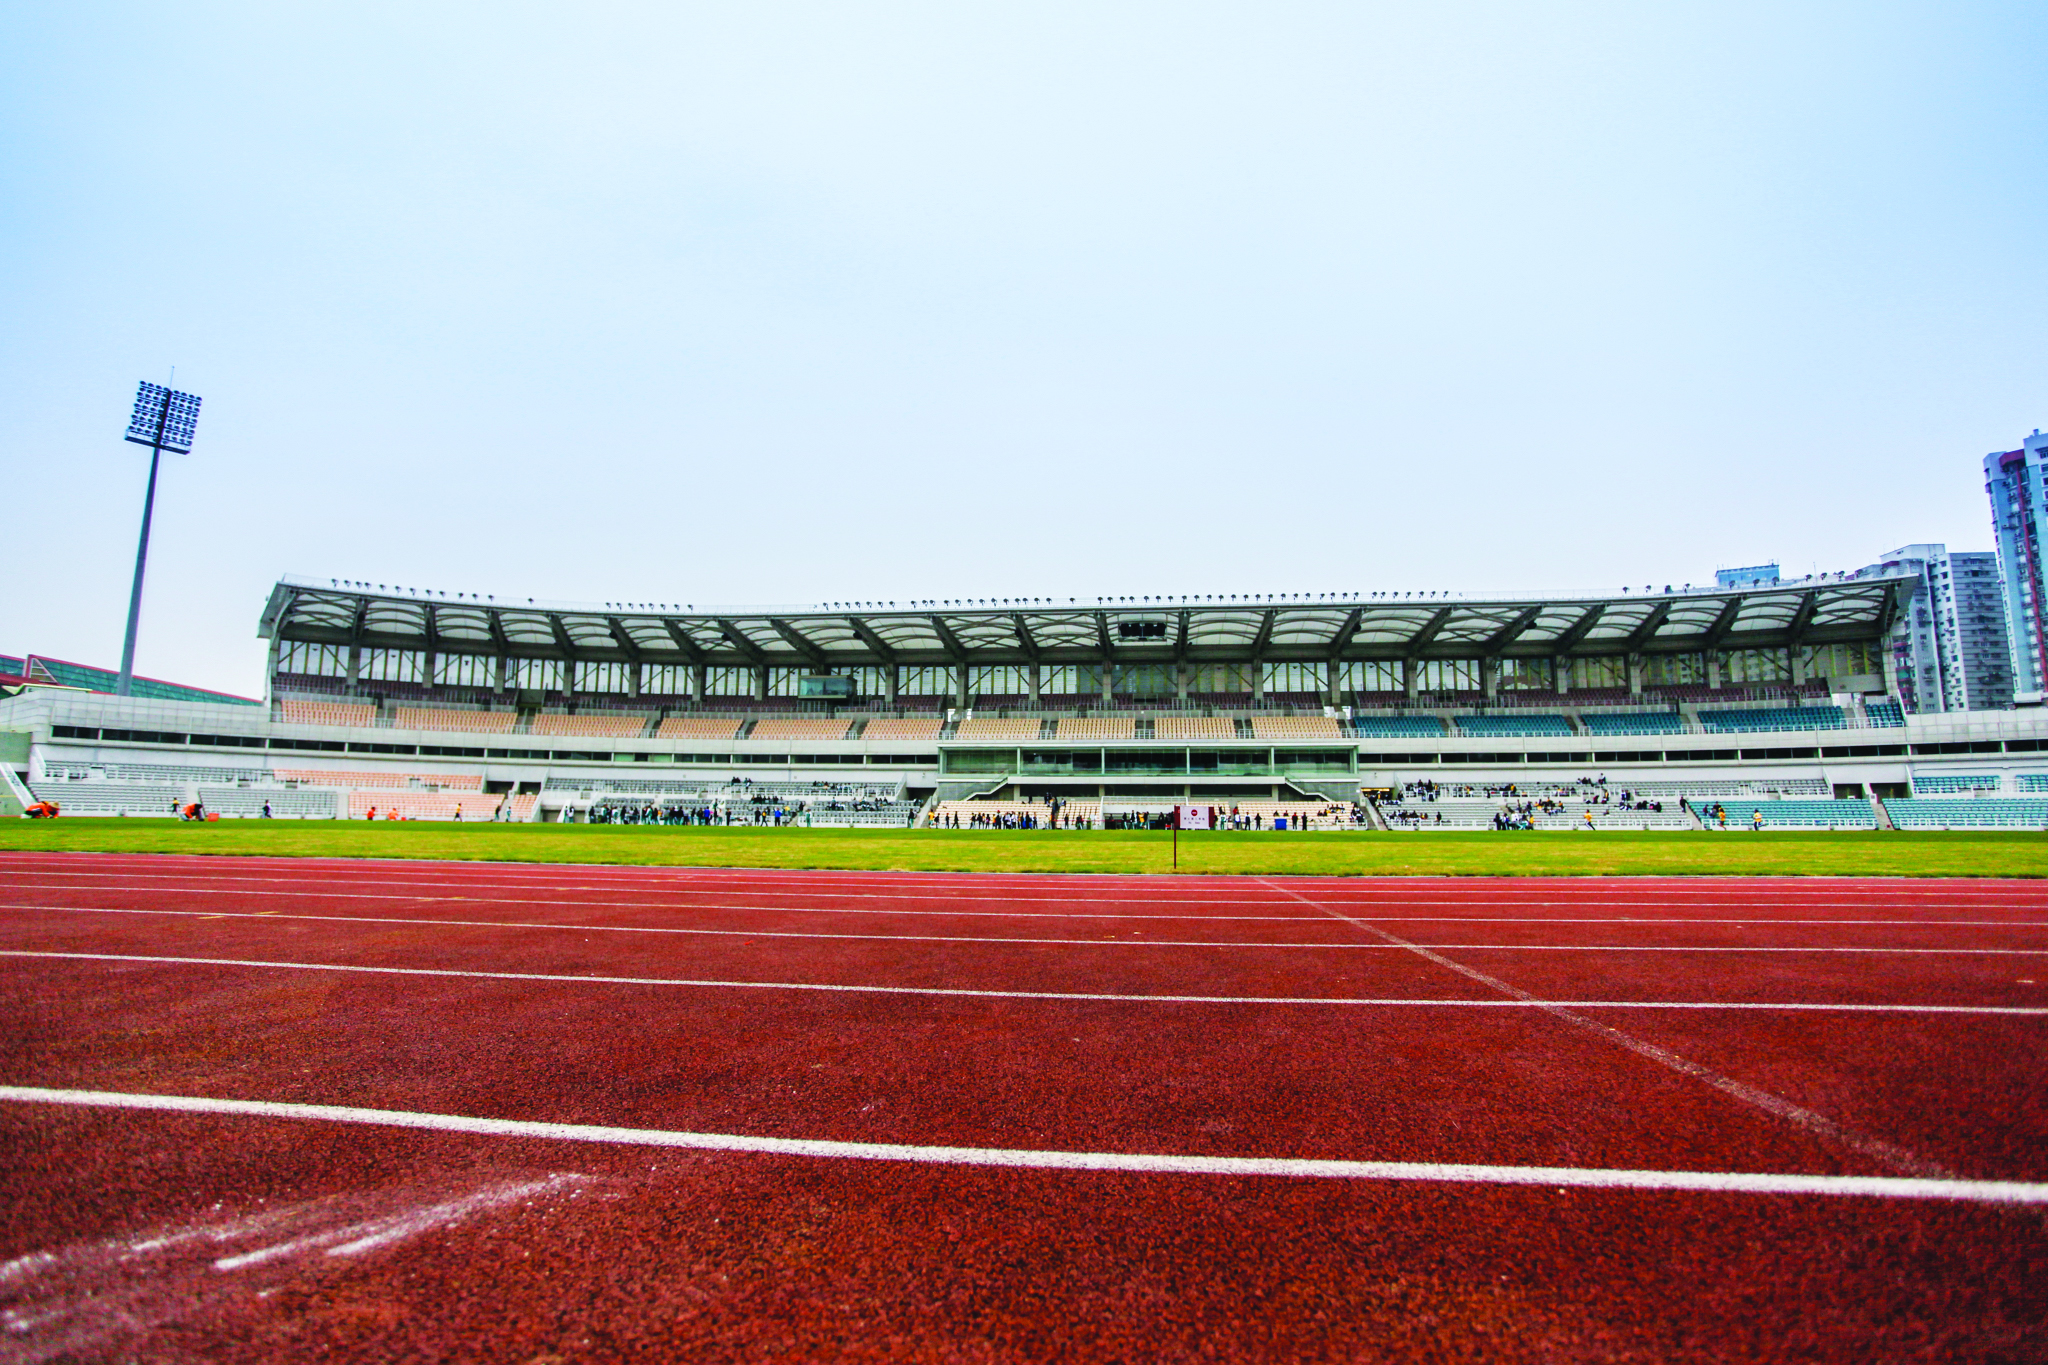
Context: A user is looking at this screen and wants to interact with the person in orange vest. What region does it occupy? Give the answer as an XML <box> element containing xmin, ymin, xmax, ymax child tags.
<box><xmin>25</xmin><ymin>799</ymin><xmax>59</xmax><ymax>818</ymax></box>
<box><xmin>366</xmin><ymin>805</ymin><xmax>377</xmax><ymax>821</ymax></box>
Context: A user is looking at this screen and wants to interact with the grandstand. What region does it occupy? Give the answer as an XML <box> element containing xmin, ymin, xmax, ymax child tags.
<box><xmin>1885</xmin><ymin>799</ymin><xmax>2048</xmax><ymax>830</ymax></box>
<box><xmin>1699</xmin><ymin>706</ymin><xmax>1846</xmax><ymax>734</ymax></box>
<box><xmin>1579</xmin><ymin>711</ymin><xmax>1688</xmax><ymax>736</ymax></box>
<box><xmin>1453</xmin><ymin>714</ymin><xmax>1574</xmax><ymax>738</ymax></box>
<box><xmin>1693</xmin><ymin>799</ymin><xmax>1879</xmax><ymax>830</ymax></box>
<box><xmin>25</xmin><ymin>569</ymin><xmax>2048</xmax><ymax>828</ymax></box>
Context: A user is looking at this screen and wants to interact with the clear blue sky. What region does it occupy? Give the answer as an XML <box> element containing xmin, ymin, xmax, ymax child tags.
<box><xmin>3</xmin><ymin>1</ymin><xmax>2043</xmax><ymax>696</ymax></box>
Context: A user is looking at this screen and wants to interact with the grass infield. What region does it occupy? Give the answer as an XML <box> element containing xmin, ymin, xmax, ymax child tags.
<box><xmin>2</xmin><ymin>820</ymin><xmax>2044</xmax><ymax>877</ymax></box>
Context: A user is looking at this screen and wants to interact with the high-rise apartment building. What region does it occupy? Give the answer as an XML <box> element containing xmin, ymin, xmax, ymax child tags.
<box><xmin>1984</xmin><ymin>430</ymin><xmax>2048</xmax><ymax>700</ymax></box>
<box><xmin>1852</xmin><ymin>544</ymin><xmax>2013</xmax><ymax>713</ymax></box>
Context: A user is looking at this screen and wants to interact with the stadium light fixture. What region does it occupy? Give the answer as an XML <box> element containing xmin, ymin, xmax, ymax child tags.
<box><xmin>116</xmin><ymin>380</ymin><xmax>202</xmax><ymax>697</ymax></box>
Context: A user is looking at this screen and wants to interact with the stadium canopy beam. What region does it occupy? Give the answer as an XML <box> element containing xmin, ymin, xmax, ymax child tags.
<box><xmin>1174</xmin><ymin>609</ymin><xmax>1192</xmax><ymax>664</ymax></box>
<box><xmin>659</xmin><ymin>620</ymin><xmax>704</xmax><ymax>664</ymax></box>
<box><xmin>1624</xmin><ymin>600</ymin><xmax>1674</xmax><ymax>653</ymax></box>
<box><xmin>347</xmin><ymin>596</ymin><xmax>369</xmax><ymax>648</ymax></box>
<box><xmin>1093</xmin><ymin>611</ymin><xmax>1114</xmax><ymax>663</ymax></box>
<box><xmin>1249</xmin><ymin>609</ymin><xmax>1277</xmax><ymax>658</ymax></box>
<box><xmin>845</xmin><ymin>617</ymin><xmax>897</xmax><ymax>664</ymax></box>
<box><xmin>1327</xmin><ymin>607</ymin><xmax>1364</xmax><ymax>660</ymax></box>
<box><xmin>713</xmin><ymin>619</ymin><xmax>766</xmax><ymax>664</ymax></box>
<box><xmin>1406</xmin><ymin>606</ymin><xmax>1455</xmax><ymax>656</ymax></box>
<box><xmin>1010</xmin><ymin>613</ymin><xmax>1040</xmax><ymax>662</ymax></box>
<box><xmin>546</xmin><ymin>613</ymin><xmax>579</xmax><ymax>660</ymax></box>
<box><xmin>930</xmin><ymin>614</ymin><xmax>970</xmax><ymax>665</ymax></box>
<box><xmin>486</xmin><ymin>608</ymin><xmax>514</xmax><ymax>661</ymax></box>
<box><xmin>1550</xmin><ymin>603</ymin><xmax>1607</xmax><ymax>655</ymax></box>
<box><xmin>767</xmin><ymin>619</ymin><xmax>828</xmax><ymax>668</ymax></box>
<box><xmin>1481</xmin><ymin>604</ymin><xmax>1542</xmax><ymax>657</ymax></box>
<box><xmin>605</xmin><ymin>617</ymin><xmax>643</xmax><ymax>662</ymax></box>
<box><xmin>1700</xmin><ymin>595</ymin><xmax>1746</xmax><ymax>651</ymax></box>
<box><xmin>1784</xmin><ymin>591</ymin><xmax>1822</xmax><ymax>649</ymax></box>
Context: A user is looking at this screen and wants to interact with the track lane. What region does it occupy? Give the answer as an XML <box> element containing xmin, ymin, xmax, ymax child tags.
<box><xmin>6</xmin><ymin>1104</ymin><xmax>2042</xmax><ymax>1364</ymax></box>
<box><xmin>0</xmin><ymin>954</ymin><xmax>1953</xmax><ymax>1178</ymax></box>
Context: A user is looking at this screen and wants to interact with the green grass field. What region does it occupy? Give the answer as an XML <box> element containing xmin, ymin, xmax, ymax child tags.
<box><xmin>2</xmin><ymin>820</ymin><xmax>2043</xmax><ymax>877</ymax></box>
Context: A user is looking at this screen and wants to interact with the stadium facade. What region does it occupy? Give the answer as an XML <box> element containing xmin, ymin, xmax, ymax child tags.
<box><xmin>9</xmin><ymin>572</ymin><xmax>2048</xmax><ymax>830</ymax></box>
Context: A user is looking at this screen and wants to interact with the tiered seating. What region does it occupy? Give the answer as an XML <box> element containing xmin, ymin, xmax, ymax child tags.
<box><xmin>1913</xmin><ymin>774</ymin><xmax>2001</xmax><ymax>795</ymax></box>
<box><xmin>1250</xmin><ymin>716</ymin><xmax>1341</xmax><ymax>740</ymax></box>
<box><xmin>1580</xmin><ymin>711</ymin><xmax>1687</xmax><ymax>736</ymax></box>
<box><xmin>26</xmin><ymin>783</ymin><xmax>180</xmax><ymax>816</ymax></box>
<box><xmin>275</xmin><ymin>769</ymin><xmax>483</xmax><ymax>791</ymax></box>
<box><xmin>930</xmin><ymin>799</ymin><xmax>1101</xmax><ymax>827</ymax></box>
<box><xmin>279</xmin><ymin>700</ymin><xmax>376</xmax><ymax>728</ymax></box>
<box><xmin>1154</xmin><ymin>716</ymin><xmax>1236</xmax><ymax>740</ymax></box>
<box><xmin>747</xmin><ymin>717</ymin><xmax>856</xmax><ymax>742</ymax></box>
<box><xmin>1351</xmin><ymin>716</ymin><xmax>1444</xmax><ymax>738</ymax></box>
<box><xmin>1883</xmin><ymin>799</ymin><xmax>2048</xmax><ymax>830</ymax></box>
<box><xmin>1626</xmin><ymin>778</ymin><xmax>1831</xmax><ymax>800</ymax></box>
<box><xmin>1054</xmin><ymin>717</ymin><xmax>1137</xmax><ymax>741</ymax></box>
<box><xmin>1263</xmin><ymin>692</ymin><xmax>1324</xmax><ymax>707</ymax></box>
<box><xmin>955</xmin><ymin>717</ymin><xmax>1045</xmax><ymax>740</ymax></box>
<box><xmin>1699</xmin><ymin>707</ymin><xmax>1845</xmax><ymax>733</ymax></box>
<box><xmin>1208</xmin><ymin>800</ymin><xmax>1360</xmax><ymax>830</ymax></box>
<box><xmin>858</xmin><ymin>717</ymin><xmax>944</xmax><ymax>741</ymax></box>
<box><xmin>197</xmin><ymin>787</ymin><xmax>342</xmax><ymax>819</ymax></box>
<box><xmin>1378</xmin><ymin>794</ymin><xmax>1691</xmax><ymax>831</ymax></box>
<box><xmin>507</xmin><ymin>793</ymin><xmax>540</xmax><ymax>822</ymax></box>
<box><xmin>1865</xmin><ymin>700</ymin><xmax>1905</xmax><ymax>727</ymax></box>
<box><xmin>2019</xmin><ymin>775</ymin><xmax>2048</xmax><ymax>794</ymax></box>
<box><xmin>43</xmin><ymin>761</ymin><xmax>272</xmax><ymax>784</ymax></box>
<box><xmin>1454</xmin><ymin>714</ymin><xmax>1573</xmax><ymax>737</ymax></box>
<box><xmin>656</xmin><ymin>716</ymin><xmax>743</xmax><ymax>740</ymax></box>
<box><xmin>392</xmin><ymin>707</ymin><xmax>518</xmax><ymax>734</ymax></box>
<box><xmin>1188</xmin><ymin>691</ymin><xmax>1253</xmax><ymax>707</ymax></box>
<box><xmin>530</xmin><ymin>713</ymin><xmax>651</xmax><ymax>738</ymax></box>
<box><xmin>1696</xmin><ymin>800</ymin><xmax>1877</xmax><ymax>830</ymax></box>
<box><xmin>346</xmin><ymin>791</ymin><xmax>504</xmax><ymax>821</ymax></box>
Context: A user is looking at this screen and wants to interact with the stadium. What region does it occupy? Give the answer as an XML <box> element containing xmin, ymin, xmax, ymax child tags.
<box><xmin>7</xmin><ymin>567</ymin><xmax>2048</xmax><ymax>832</ymax></box>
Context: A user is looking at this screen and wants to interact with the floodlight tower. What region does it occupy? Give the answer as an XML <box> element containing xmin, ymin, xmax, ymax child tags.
<box><xmin>116</xmin><ymin>381</ymin><xmax>202</xmax><ymax>697</ymax></box>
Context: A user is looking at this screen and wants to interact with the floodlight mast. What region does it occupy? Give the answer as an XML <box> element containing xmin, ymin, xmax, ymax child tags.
<box><xmin>116</xmin><ymin>382</ymin><xmax>201</xmax><ymax>697</ymax></box>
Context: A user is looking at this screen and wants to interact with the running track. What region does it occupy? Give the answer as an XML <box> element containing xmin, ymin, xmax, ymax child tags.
<box><xmin>1</xmin><ymin>851</ymin><xmax>2044</xmax><ymax>1362</ymax></box>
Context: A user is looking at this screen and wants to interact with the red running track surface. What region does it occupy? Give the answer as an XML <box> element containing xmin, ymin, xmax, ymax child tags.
<box><xmin>2</xmin><ymin>851</ymin><xmax>2045</xmax><ymax>1362</ymax></box>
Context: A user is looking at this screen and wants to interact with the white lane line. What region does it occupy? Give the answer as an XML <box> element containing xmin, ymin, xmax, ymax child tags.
<box><xmin>3</xmin><ymin>888</ymin><xmax>2043</xmax><ymax>930</ymax></box>
<box><xmin>3</xmin><ymin>1085</ymin><xmax>2042</xmax><ymax>1205</ymax></box>
<box><xmin>5</xmin><ymin>869</ymin><xmax>2042</xmax><ymax>911</ymax></box>
<box><xmin>1265</xmin><ymin>880</ymin><xmax>1963</xmax><ymax>1182</ymax></box>
<box><xmin>10</xmin><ymin>902</ymin><xmax>2048</xmax><ymax>954</ymax></box>
<box><xmin>4</xmin><ymin>949</ymin><xmax>2041</xmax><ymax>1013</ymax></box>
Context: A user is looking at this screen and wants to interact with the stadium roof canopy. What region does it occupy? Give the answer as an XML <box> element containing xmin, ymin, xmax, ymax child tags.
<box><xmin>260</xmin><ymin>575</ymin><xmax>1900</xmax><ymax>670</ymax></box>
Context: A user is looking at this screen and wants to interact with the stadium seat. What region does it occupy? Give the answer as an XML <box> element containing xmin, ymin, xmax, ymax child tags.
<box><xmin>1054</xmin><ymin>717</ymin><xmax>1137</xmax><ymax>741</ymax></box>
<box><xmin>529</xmin><ymin>713</ymin><xmax>653</xmax><ymax>738</ymax></box>
<box><xmin>1249</xmin><ymin>716</ymin><xmax>1341</xmax><ymax>740</ymax></box>
<box><xmin>346</xmin><ymin>791</ymin><xmax>504</xmax><ymax>821</ymax></box>
<box><xmin>279</xmin><ymin>699</ymin><xmax>376</xmax><ymax>729</ymax></box>
<box><xmin>748</xmin><ymin>717</ymin><xmax>856</xmax><ymax>742</ymax></box>
<box><xmin>858</xmin><ymin>717</ymin><xmax>944</xmax><ymax>741</ymax></box>
<box><xmin>1883</xmin><ymin>798</ymin><xmax>2048</xmax><ymax>830</ymax></box>
<box><xmin>1911</xmin><ymin>774</ymin><xmax>2001</xmax><ymax>795</ymax></box>
<box><xmin>1350</xmin><ymin>716</ymin><xmax>1444</xmax><ymax>738</ymax></box>
<box><xmin>392</xmin><ymin>707</ymin><xmax>518</xmax><ymax>734</ymax></box>
<box><xmin>1579</xmin><ymin>711</ymin><xmax>1688</xmax><ymax>736</ymax></box>
<box><xmin>655</xmin><ymin>716</ymin><xmax>744</xmax><ymax>740</ymax></box>
<box><xmin>1453</xmin><ymin>714</ymin><xmax>1574</xmax><ymax>737</ymax></box>
<box><xmin>1698</xmin><ymin>706</ymin><xmax>1845</xmax><ymax>734</ymax></box>
<box><xmin>1154</xmin><ymin>716</ymin><xmax>1236</xmax><ymax>740</ymax></box>
<box><xmin>956</xmin><ymin>717</ymin><xmax>1046</xmax><ymax>740</ymax></box>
